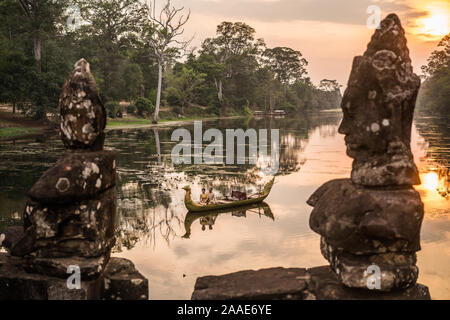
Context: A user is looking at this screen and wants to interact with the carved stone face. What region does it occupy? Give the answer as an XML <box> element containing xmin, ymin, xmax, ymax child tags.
<box><xmin>338</xmin><ymin>67</ymin><xmax>393</xmax><ymax>161</ymax></box>
<box><xmin>337</xmin><ymin>14</ymin><xmax>421</xmax><ymax>186</ymax></box>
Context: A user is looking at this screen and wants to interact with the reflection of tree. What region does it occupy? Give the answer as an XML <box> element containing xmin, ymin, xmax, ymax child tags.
<box><xmin>414</xmin><ymin>112</ymin><xmax>450</xmax><ymax>169</ymax></box>
<box><xmin>318</xmin><ymin>124</ymin><xmax>339</xmax><ymax>138</ymax></box>
<box><xmin>414</xmin><ymin>112</ymin><xmax>450</xmax><ymax>199</ymax></box>
<box><xmin>114</xmin><ymin>203</ymin><xmax>182</xmax><ymax>252</ymax></box>
<box><xmin>112</xmin><ymin>127</ymin><xmax>185</xmax><ymax>252</ymax></box>
<box><xmin>436</xmin><ymin>167</ymin><xmax>449</xmax><ymax>198</ymax></box>
<box><xmin>277</xmin><ymin>133</ymin><xmax>307</xmax><ymax>175</ymax></box>
<box><xmin>153</xmin><ymin>128</ymin><xmax>162</xmax><ymax>167</ymax></box>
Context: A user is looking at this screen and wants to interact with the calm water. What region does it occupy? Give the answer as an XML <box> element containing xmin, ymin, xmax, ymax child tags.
<box><xmin>0</xmin><ymin>111</ymin><xmax>449</xmax><ymax>299</ymax></box>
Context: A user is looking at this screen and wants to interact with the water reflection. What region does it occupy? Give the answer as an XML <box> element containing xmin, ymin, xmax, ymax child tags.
<box><xmin>182</xmin><ymin>202</ymin><xmax>274</xmax><ymax>239</ymax></box>
<box><xmin>110</xmin><ymin>114</ymin><xmax>338</xmax><ymax>251</ymax></box>
<box><xmin>414</xmin><ymin>112</ymin><xmax>450</xmax><ymax>200</ymax></box>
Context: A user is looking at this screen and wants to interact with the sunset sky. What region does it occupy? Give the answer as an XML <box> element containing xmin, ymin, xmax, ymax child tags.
<box><xmin>168</xmin><ymin>0</ymin><xmax>449</xmax><ymax>87</ymax></box>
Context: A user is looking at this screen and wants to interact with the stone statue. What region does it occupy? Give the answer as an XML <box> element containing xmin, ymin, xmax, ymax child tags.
<box><xmin>339</xmin><ymin>14</ymin><xmax>421</xmax><ymax>186</ymax></box>
<box><xmin>11</xmin><ymin>59</ymin><xmax>116</xmax><ymax>262</ymax></box>
<box><xmin>307</xmin><ymin>14</ymin><xmax>425</xmax><ymax>291</ymax></box>
<box><xmin>59</xmin><ymin>58</ymin><xmax>106</xmax><ymax>151</ymax></box>
<box><xmin>0</xmin><ymin>59</ymin><xmax>148</xmax><ymax>300</ymax></box>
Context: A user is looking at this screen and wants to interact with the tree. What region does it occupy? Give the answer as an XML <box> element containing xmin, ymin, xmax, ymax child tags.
<box><xmin>185</xmin><ymin>52</ymin><xmax>224</xmax><ymax>107</ymax></box>
<box><xmin>418</xmin><ymin>34</ymin><xmax>450</xmax><ymax>114</ymax></box>
<box><xmin>201</xmin><ymin>22</ymin><xmax>265</xmax><ymax>102</ymax></box>
<box><xmin>421</xmin><ymin>34</ymin><xmax>449</xmax><ymax>78</ymax></box>
<box><xmin>75</xmin><ymin>0</ymin><xmax>148</xmax><ymax>101</ymax></box>
<box><xmin>0</xmin><ymin>0</ymin><xmax>73</xmax><ymax>119</ymax></box>
<box><xmin>166</xmin><ymin>66</ymin><xmax>206</xmax><ymax>113</ymax></box>
<box><xmin>319</xmin><ymin>79</ymin><xmax>341</xmax><ymax>92</ymax></box>
<box><xmin>0</xmin><ymin>51</ymin><xmax>31</xmax><ymax>113</ymax></box>
<box><xmin>16</xmin><ymin>0</ymin><xmax>67</xmax><ymax>71</ymax></box>
<box><xmin>123</xmin><ymin>63</ymin><xmax>144</xmax><ymax>100</ymax></box>
<box><xmin>143</xmin><ymin>0</ymin><xmax>191</xmax><ymax>123</ymax></box>
<box><xmin>264</xmin><ymin>47</ymin><xmax>308</xmax><ymax>87</ymax></box>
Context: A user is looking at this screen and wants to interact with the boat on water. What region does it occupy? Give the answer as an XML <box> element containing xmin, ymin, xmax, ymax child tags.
<box><xmin>182</xmin><ymin>178</ymin><xmax>275</xmax><ymax>212</ymax></box>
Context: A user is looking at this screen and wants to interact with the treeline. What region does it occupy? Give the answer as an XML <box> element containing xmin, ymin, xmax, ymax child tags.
<box><xmin>0</xmin><ymin>0</ymin><xmax>342</xmax><ymax>122</ymax></box>
<box><xmin>418</xmin><ymin>34</ymin><xmax>449</xmax><ymax>115</ymax></box>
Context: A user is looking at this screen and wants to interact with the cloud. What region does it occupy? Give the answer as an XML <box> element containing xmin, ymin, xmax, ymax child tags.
<box><xmin>404</xmin><ymin>10</ymin><xmax>429</xmax><ymax>19</ymax></box>
<box><xmin>179</xmin><ymin>0</ymin><xmax>416</xmax><ymax>25</ymax></box>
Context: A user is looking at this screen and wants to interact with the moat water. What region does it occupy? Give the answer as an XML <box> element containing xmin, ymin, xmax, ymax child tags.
<box><xmin>0</xmin><ymin>110</ymin><xmax>448</xmax><ymax>299</ymax></box>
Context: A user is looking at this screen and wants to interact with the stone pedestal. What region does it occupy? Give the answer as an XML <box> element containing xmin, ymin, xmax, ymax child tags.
<box><xmin>191</xmin><ymin>267</ymin><xmax>430</xmax><ymax>300</ymax></box>
<box><xmin>0</xmin><ymin>253</ymin><xmax>148</xmax><ymax>300</ymax></box>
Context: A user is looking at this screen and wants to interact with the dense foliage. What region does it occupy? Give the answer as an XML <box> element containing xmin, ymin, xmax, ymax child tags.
<box><xmin>418</xmin><ymin>34</ymin><xmax>450</xmax><ymax>115</ymax></box>
<box><xmin>0</xmin><ymin>0</ymin><xmax>342</xmax><ymax>121</ymax></box>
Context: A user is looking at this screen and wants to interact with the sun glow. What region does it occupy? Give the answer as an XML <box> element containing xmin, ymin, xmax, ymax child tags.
<box><xmin>422</xmin><ymin>172</ymin><xmax>439</xmax><ymax>191</ymax></box>
<box><xmin>416</xmin><ymin>5</ymin><xmax>449</xmax><ymax>38</ymax></box>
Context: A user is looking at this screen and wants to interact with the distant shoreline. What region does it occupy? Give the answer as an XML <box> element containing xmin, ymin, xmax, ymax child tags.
<box><xmin>0</xmin><ymin>109</ymin><xmax>56</xmax><ymax>142</ymax></box>
<box><xmin>0</xmin><ymin>109</ymin><xmax>346</xmax><ymax>142</ymax></box>
<box><xmin>0</xmin><ymin>111</ymin><xmax>247</xmax><ymax>142</ymax></box>
<box><xmin>105</xmin><ymin>115</ymin><xmax>246</xmax><ymax>130</ymax></box>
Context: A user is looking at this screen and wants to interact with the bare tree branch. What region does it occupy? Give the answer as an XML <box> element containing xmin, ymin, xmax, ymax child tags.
<box><xmin>142</xmin><ymin>0</ymin><xmax>193</xmax><ymax>123</ymax></box>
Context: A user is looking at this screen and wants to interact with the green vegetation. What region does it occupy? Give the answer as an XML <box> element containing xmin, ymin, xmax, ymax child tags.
<box><xmin>0</xmin><ymin>0</ymin><xmax>342</xmax><ymax>125</ymax></box>
<box><xmin>0</xmin><ymin>127</ymin><xmax>37</xmax><ymax>137</ymax></box>
<box><xmin>106</xmin><ymin>114</ymin><xmax>233</xmax><ymax>128</ymax></box>
<box><xmin>105</xmin><ymin>101</ymin><xmax>122</xmax><ymax>119</ymax></box>
<box><xmin>107</xmin><ymin>118</ymin><xmax>152</xmax><ymax>127</ymax></box>
<box><xmin>418</xmin><ymin>34</ymin><xmax>450</xmax><ymax>115</ymax></box>
<box><xmin>131</xmin><ymin>98</ymin><xmax>155</xmax><ymax>118</ymax></box>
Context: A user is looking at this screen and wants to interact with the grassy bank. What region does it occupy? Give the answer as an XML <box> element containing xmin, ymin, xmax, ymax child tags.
<box><xmin>0</xmin><ymin>127</ymin><xmax>38</xmax><ymax>138</ymax></box>
<box><xmin>106</xmin><ymin>114</ymin><xmax>237</xmax><ymax>129</ymax></box>
<box><xmin>107</xmin><ymin>117</ymin><xmax>153</xmax><ymax>127</ymax></box>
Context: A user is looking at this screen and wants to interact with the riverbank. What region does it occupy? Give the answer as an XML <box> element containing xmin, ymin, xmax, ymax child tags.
<box><xmin>0</xmin><ymin>109</ymin><xmax>56</xmax><ymax>142</ymax></box>
<box><xmin>0</xmin><ymin>108</ymin><xmax>246</xmax><ymax>141</ymax></box>
<box><xmin>106</xmin><ymin>115</ymin><xmax>246</xmax><ymax>130</ymax></box>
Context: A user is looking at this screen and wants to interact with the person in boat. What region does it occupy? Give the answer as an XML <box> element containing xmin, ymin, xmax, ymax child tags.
<box><xmin>200</xmin><ymin>188</ymin><xmax>208</xmax><ymax>205</ymax></box>
<box><xmin>208</xmin><ymin>187</ymin><xmax>217</xmax><ymax>204</ymax></box>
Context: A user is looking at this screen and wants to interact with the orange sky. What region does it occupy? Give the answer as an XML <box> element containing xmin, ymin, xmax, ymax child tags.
<box><xmin>169</xmin><ymin>0</ymin><xmax>449</xmax><ymax>86</ymax></box>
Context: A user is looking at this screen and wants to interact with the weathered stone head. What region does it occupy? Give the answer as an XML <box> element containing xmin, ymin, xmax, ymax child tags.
<box><xmin>59</xmin><ymin>58</ymin><xmax>106</xmax><ymax>151</ymax></box>
<box><xmin>339</xmin><ymin>14</ymin><xmax>421</xmax><ymax>186</ymax></box>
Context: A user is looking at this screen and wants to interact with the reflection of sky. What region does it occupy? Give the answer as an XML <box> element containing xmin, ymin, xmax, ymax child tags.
<box><xmin>411</xmin><ymin>125</ymin><xmax>450</xmax><ymax>300</ymax></box>
<box><xmin>112</xmin><ymin>116</ymin><xmax>449</xmax><ymax>299</ymax></box>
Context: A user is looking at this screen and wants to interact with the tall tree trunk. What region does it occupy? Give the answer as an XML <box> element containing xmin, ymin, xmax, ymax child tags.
<box><xmin>218</xmin><ymin>79</ymin><xmax>223</xmax><ymax>101</ymax></box>
<box><xmin>12</xmin><ymin>102</ymin><xmax>16</xmax><ymax>114</ymax></box>
<box><xmin>269</xmin><ymin>89</ymin><xmax>273</xmax><ymax>113</ymax></box>
<box><xmin>214</xmin><ymin>78</ymin><xmax>223</xmax><ymax>101</ymax></box>
<box><xmin>33</xmin><ymin>33</ymin><xmax>41</xmax><ymax>72</ymax></box>
<box><xmin>153</xmin><ymin>61</ymin><xmax>163</xmax><ymax>124</ymax></box>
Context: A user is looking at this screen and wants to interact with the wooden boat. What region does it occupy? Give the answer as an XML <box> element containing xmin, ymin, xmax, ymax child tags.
<box><xmin>182</xmin><ymin>178</ymin><xmax>275</xmax><ymax>212</ymax></box>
